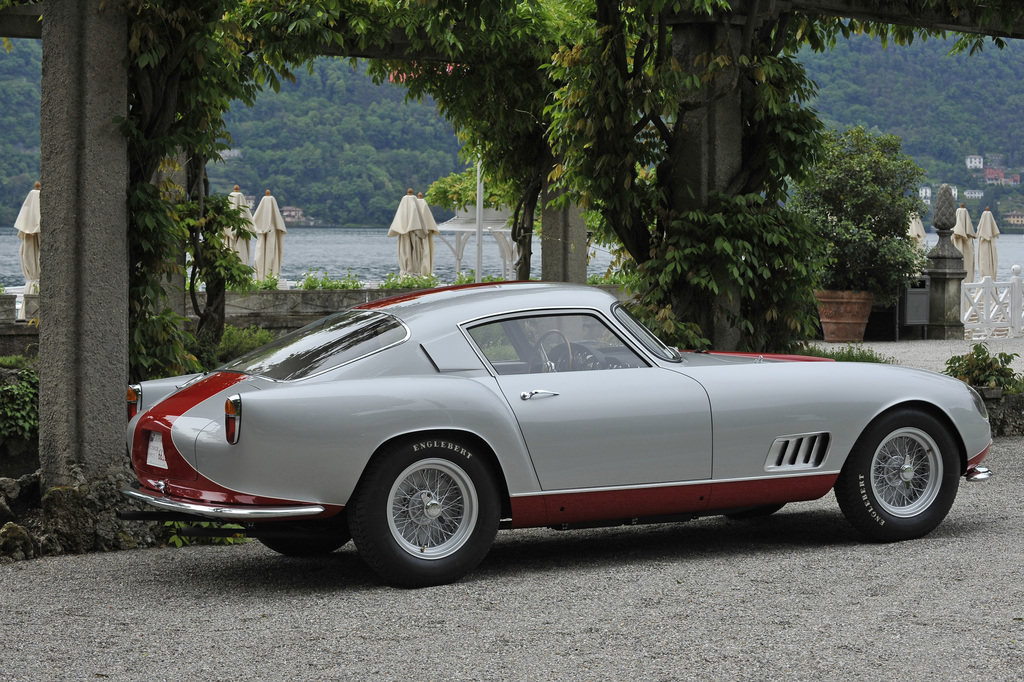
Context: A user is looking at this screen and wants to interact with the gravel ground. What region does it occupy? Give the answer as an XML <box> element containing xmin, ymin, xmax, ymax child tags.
<box><xmin>1</xmin><ymin>437</ymin><xmax>1021</xmax><ymax>681</ymax></box>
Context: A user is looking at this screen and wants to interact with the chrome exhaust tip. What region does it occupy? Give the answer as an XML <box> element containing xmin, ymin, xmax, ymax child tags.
<box><xmin>966</xmin><ymin>466</ymin><xmax>993</xmax><ymax>482</ymax></box>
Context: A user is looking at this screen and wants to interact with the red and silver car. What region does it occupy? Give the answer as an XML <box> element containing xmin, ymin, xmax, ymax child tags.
<box><xmin>122</xmin><ymin>282</ymin><xmax>992</xmax><ymax>587</ymax></box>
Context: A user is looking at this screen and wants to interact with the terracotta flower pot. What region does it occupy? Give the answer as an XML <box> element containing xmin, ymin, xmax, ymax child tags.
<box><xmin>814</xmin><ymin>290</ymin><xmax>875</xmax><ymax>343</ymax></box>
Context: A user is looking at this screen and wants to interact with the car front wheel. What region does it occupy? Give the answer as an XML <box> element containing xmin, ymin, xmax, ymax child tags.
<box><xmin>348</xmin><ymin>439</ymin><xmax>501</xmax><ymax>587</ymax></box>
<box><xmin>835</xmin><ymin>409</ymin><xmax>960</xmax><ymax>542</ymax></box>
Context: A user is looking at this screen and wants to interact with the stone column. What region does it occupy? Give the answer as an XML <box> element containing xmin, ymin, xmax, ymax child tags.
<box><xmin>39</xmin><ymin>0</ymin><xmax>129</xmax><ymax>489</ymax></box>
<box><xmin>671</xmin><ymin>21</ymin><xmax>745</xmax><ymax>349</ymax></box>
<box><xmin>925</xmin><ymin>185</ymin><xmax>966</xmax><ymax>340</ymax></box>
<box><xmin>540</xmin><ymin>181</ymin><xmax>588</xmax><ymax>283</ymax></box>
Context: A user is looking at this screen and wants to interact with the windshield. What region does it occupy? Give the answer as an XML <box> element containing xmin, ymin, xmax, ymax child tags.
<box><xmin>612</xmin><ymin>304</ymin><xmax>681</xmax><ymax>362</ymax></box>
<box><xmin>220</xmin><ymin>310</ymin><xmax>408</xmax><ymax>381</ymax></box>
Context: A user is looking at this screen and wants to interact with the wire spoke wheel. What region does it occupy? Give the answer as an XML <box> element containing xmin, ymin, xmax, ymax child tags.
<box><xmin>387</xmin><ymin>458</ymin><xmax>479</xmax><ymax>559</ymax></box>
<box><xmin>869</xmin><ymin>427</ymin><xmax>942</xmax><ymax>518</ymax></box>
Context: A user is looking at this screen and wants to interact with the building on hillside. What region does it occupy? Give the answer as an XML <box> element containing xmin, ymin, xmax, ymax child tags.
<box><xmin>919</xmin><ymin>186</ymin><xmax>932</xmax><ymax>202</ymax></box>
<box><xmin>964</xmin><ymin>189</ymin><xmax>985</xmax><ymax>200</ymax></box>
<box><xmin>985</xmin><ymin>168</ymin><xmax>1004</xmax><ymax>184</ymax></box>
<box><xmin>988</xmin><ymin>154</ymin><xmax>1005</xmax><ymax>168</ymax></box>
<box><xmin>221</xmin><ymin>149</ymin><xmax>243</xmax><ymax>160</ymax></box>
<box><xmin>1003</xmin><ymin>211</ymin><xmax>1024</xmax><ymax>228</ymax></box>
<box><xmin>1006</xmin><ymin>174</ymin><xmax>1021</xmax><ymax>186</ymax></box>
<box><xmin>281</xmin><ymin>206</ymin><xmax>305</xmax><ymax>222</ymax></box>
<box><xmin>966</xmin><ymin>155</ymin><xmax>984</xmax><ymax>170</ymax></box>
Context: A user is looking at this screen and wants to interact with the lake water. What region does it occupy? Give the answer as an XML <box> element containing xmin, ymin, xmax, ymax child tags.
<box><xmin>4</xmin><ymin>226</ymin><xmax>1024</xmax><ymax>290</ymax></box>
<box><xmin>0</xmin><ymin>225</ymin><xmax>618</xmax><ymax>289</ymax></box>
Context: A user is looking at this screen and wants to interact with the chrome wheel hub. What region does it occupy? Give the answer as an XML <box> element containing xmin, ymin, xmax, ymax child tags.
<box><xmin>870</xmin><ymin>427</ymin><xmax>943</xmax><ymax>518</ymax></box>
<box><xmin>387</xmin><ymin>458</ymin><xmax>479</xmax><ymax>559</ymax></box>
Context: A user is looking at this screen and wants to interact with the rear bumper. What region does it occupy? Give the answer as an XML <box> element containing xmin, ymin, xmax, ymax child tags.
<box><xmin>121</xmin><ymin>486</ymin><xmax>326</xmax><ymax>521</ymax></box>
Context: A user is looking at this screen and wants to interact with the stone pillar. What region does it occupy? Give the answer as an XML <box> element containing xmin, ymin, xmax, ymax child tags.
<box><xmin>39</xmin><ymin>0</ymin><xmax>129</xmax><ymax>489</ymax></box>
<box><xmin>671</xmin><ymin>21</ymin><xmax>745</xmax><ymax>349</ymax></box>
<box><xmin>925</xmin><ymin>185</ymin><xmax>966</xmax><ymax>340</ymax></box>
<box><xmin>540</xmin><ymin>180</ymin><xmax>587</xmax><ymax>283</ymax></box>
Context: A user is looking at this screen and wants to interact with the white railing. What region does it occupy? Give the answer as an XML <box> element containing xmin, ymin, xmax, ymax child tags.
<box><xmin>962</xmin><ymin>265</ymin><xmax>1024</xmax><ymax>339</ymax></box>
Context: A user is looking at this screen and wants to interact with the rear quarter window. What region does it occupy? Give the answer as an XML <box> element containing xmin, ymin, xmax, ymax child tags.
<box><xmin>220</xmin><ymin>310</ymin><xmax>408</xmax><ymax>380</ymax></box>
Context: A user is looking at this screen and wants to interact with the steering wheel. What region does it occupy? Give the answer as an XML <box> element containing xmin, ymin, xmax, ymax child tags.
<box><xmin>529</xmin><ymin>329</ymin><xmax>572</xmax><ymax>373</ymax></box>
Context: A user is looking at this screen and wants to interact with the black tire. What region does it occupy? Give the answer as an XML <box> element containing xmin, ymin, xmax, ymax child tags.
<box><xmin>835</xmin><ymin>409</ymin><xmax>960</xmax><ymax>542</ymax></box>
<box><xmin>725</xmin><ymin>503</ymin><xmax>786</xmax><ymax>520</ymax></box>
<box><xmin>348</xmin><ymin>438</ymin><xmax>501</xmax><ymax>588</ymax></box>
<box><xmin>256</xmin><ymin>519</ymin><xmax>351</xmax><ymax>557</ymax></box>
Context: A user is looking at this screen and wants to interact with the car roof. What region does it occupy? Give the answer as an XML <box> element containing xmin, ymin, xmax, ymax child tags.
<box><xmin>356</xmin><ymin>282</ymin><xmax>622</xmax><ymax>337</ymax></box>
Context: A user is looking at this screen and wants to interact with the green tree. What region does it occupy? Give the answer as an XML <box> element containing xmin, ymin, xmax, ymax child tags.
<box><xmin>789</xmin><ymin>127</ymin><xmax>927</xmax><ymax>305</ymax></box>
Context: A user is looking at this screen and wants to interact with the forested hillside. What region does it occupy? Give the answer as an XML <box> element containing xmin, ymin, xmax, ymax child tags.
<box><xmin>208</xmin><ymin>59</ymin><xmax>464</xmax><ymax>227</ymax></box>
<box><xmin>0</xmin><ymin>42</ymin><xmax>463</xmax><ymax>226</ymax></box>
<box><xmin>798</xmin><ymin>34</ymin><xmax>1024</xmax><ymax>184</ymax></box>
<box><xmin>3</xmin><ymin>33</ymin><xmax>1024</xmax><ymax>226</ymax></box>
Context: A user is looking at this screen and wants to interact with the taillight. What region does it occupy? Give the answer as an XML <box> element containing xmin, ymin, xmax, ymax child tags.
<box><xmin>225</xmin><ymin>394</ymin><xmax>241</xmax><ymax>444</ymax></box>
<box><xmin>127</xmin><ymin>384</ymin><xmax>142</xmax><ymax>419</ymax></box>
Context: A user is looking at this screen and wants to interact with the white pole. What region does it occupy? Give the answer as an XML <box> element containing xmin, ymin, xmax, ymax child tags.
<box><xmin>475</xmin><ymin>160</ymin><xmax>483</xmax><ymax>283</ymax></box>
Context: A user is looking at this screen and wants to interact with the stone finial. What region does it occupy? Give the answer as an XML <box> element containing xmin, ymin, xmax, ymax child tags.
<box><xmin>407</xmin><ymin>188</ymin><xmax>414</xmax><ymax>195</ymax></box>
<box><xmin>933</xmin><ymin>185</ymin><xmax>956</xmax><ymax>232</ymax></box>
<box><xmin>417</xmin><ymin>192</ymin><xmax>423</xmax><ymax>199</ymax></box>
<box><xmin>233</xmin><ymin>184</ymin><xmax>240</xmax><ymax>191</ymax></box>
<box><xmin>265</xmin><ymin>189</ymin><xmax>271</xmax><ymax>195</ymax></box>
<box><xmin>33</xmin><ymin>181</ymin><xmax>40</xmax><ymax>190</ymax></box>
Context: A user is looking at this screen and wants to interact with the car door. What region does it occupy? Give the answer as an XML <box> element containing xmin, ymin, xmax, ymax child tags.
<box><xmin>467</xmin><ymin>312</ymin><xmax>712</xmax><ymax>490</ymax></box>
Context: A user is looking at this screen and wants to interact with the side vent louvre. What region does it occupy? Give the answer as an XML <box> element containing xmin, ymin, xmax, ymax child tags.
<box><xmin>764</xmin><ymin>433</ymin><xmax>831</xmax><ymax>471</ymax></box>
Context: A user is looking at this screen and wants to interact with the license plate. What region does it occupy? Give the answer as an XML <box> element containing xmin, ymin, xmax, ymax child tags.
<box><xmin>146</xmin><ymin>431</ymin><xmax>168</xmax><ymax>469</ymax></box>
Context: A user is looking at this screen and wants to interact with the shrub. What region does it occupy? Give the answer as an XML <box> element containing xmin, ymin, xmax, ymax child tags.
<box><xmin>380</xmin><ymin>272</ymin><xmax>440</xmax><ymax>289</ymax></box>
<box><xmin>944</xmin><ymin>343</ymin><xmax>1023</xmax><ymax>392</ymax></box>
<box><xmin>298</xmin><ymin>268</ymin><xmax>363</xmax><ymax>290</ymax></box>
<box><xmin>0</xmin><ymin>355</ymin><xmax>33</xmax><ymax>370</ymax></box>
<box><xmin>217</xmin><ymin>324</ymin><xmax>276</xmax><ymax>363</ymax></box>
<box><xmin>256</xmin><ymin>274</ymin><xmax>279</xmax><ymax>291</ymax></box>
<box><xmin>450</xmin><ymin>270</ymin><xmax>506</xmax><ymax>285</ymax></box>
<box><xmin>0</xmin><ymin>369</ymin><xmax>39</xmax><ymax>442</ymax></box>
<box><xmin>795</xmin><ymin>344</ymin><xmax>896</xmax><ymax>364</ymax></box>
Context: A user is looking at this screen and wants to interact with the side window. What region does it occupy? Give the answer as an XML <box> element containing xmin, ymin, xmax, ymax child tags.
<box><xmin>468</xmin><ymin>313</ymin><xmax>647</xmax><ymax>375</ymax></box>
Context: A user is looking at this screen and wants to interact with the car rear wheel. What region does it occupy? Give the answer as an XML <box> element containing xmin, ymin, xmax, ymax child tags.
<box><xmin>835</xmin><ymin>409</ymin><xmax>960</xmax><ymax>542</ymax></box>
<box><xmin>348</xmin><ymin>439</ymin><xmax>501</xmax><ymax>588</ymax></box>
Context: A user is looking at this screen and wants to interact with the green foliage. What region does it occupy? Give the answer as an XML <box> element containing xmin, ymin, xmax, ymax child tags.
<box><xmin>425</xmin><ymin>167</ymin><xmax>510</xmax><ymax>212</ymax></box>
<box><xmin>380</xmin><ymin>272</ymin><xmax>440</xmax><ymax>289</ymax></box>
<box><xmin>450</xmin><ymin>270</ymin><xmax>506</xmax><ymax>285</ymax></box>
<box><xmin>795</xmin><ymin>344</ymin><xmax>896</xmax><ymax>364</ymax></box>
<box><xmin>0</xmin><ymin>355</ymin><xmax>32</xmax><ymax>370</ymax></box>
<box><xmin>0</xmin><ymin>368</ymin><xmax>38</xmax><ymax>442</ymax></box>
<box><xmin>164</xmin><ymin>521</ymin><xmax>246</xmax><ymax>548</ymax></box>
<box><xmin>298</xmin><ymin>268</ymin><xmax>363</xmax><ymax>290</ymax></box>
<box><xmin>255</xmin><ymin>275</ymin><xmax>280</xmax><ymax>291</ymax></box>
<box><xmin>945</xmin><ymin>343</ymin><xmax>1024</xmax><ymax>392</ymax></box>
<box><xmin>624</xmin><ymin>193</ymin><xmax>825</xmax><ymax>351</ymax></box>
<box><xmin>789</xmin><ymin>126</ymin><xmax>927</xmax><ymax>306</ymax></box>
<box><xmin>216</xmin><ymin>325</ymin><xmax>276</xmax><ymax>364</ymax></box>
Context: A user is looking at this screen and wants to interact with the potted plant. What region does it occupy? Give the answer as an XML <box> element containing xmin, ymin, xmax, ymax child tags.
<box><xmin>790</xmin><ymin>126</ymin><xmax>927</xmax><ymax>342</ymax></box>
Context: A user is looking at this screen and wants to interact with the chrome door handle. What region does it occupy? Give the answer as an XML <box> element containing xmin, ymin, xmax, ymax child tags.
<box><xmin>520</xmin><ymin>389</ymin><xmax>560</xmax><ymax>401</ymax></box>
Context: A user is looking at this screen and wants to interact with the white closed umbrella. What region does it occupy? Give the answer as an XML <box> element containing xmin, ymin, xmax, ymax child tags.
<box><xmin>976</xmin><ymin>207</ymin><xmax>1000</xmax><ymax>280</ymax></box>
<box><xmin>252</xmin><ymin>190</ymin><xmax>287</xmax><ymax>281</ymax></box>
<box><xmin>907</xmin><ymin>212</ymin><xmax>927</xmax><ymax>249</ymax></box>
<box><xmin>952</xmin><ymin>204</ymin><xmax>976</xmax><ymax>282</ymax></box>
<box><xmin>388</xmin><ymin>189</ymin><xmax>434</xmax><ymax>277</ymax></box>
<box><xmin>414</xmin><ymin>193</ymin><xmax>440</xmax><ymax>276</ymax></box>
<box><xmin>14</xmin><ymin>182</ymin><xmax>41</xmax><ymax>316</ymax></box>
<box><xmin>227</xmin><ymin>185</ymin><xmax>254</xmax><ymax>267</ymax></box>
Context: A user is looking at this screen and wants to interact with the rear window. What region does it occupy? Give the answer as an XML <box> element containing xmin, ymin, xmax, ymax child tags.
<box><xmin>220</xmin><ymin>310</ymin><xmax>408</xmax><ymax>381</ymax></box>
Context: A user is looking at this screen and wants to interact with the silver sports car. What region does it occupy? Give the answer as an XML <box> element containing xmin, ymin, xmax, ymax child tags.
<box><xmin>122</xmin><ymin>282</ymin><xmax>992</xmax><ymax>587</ymax></box>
